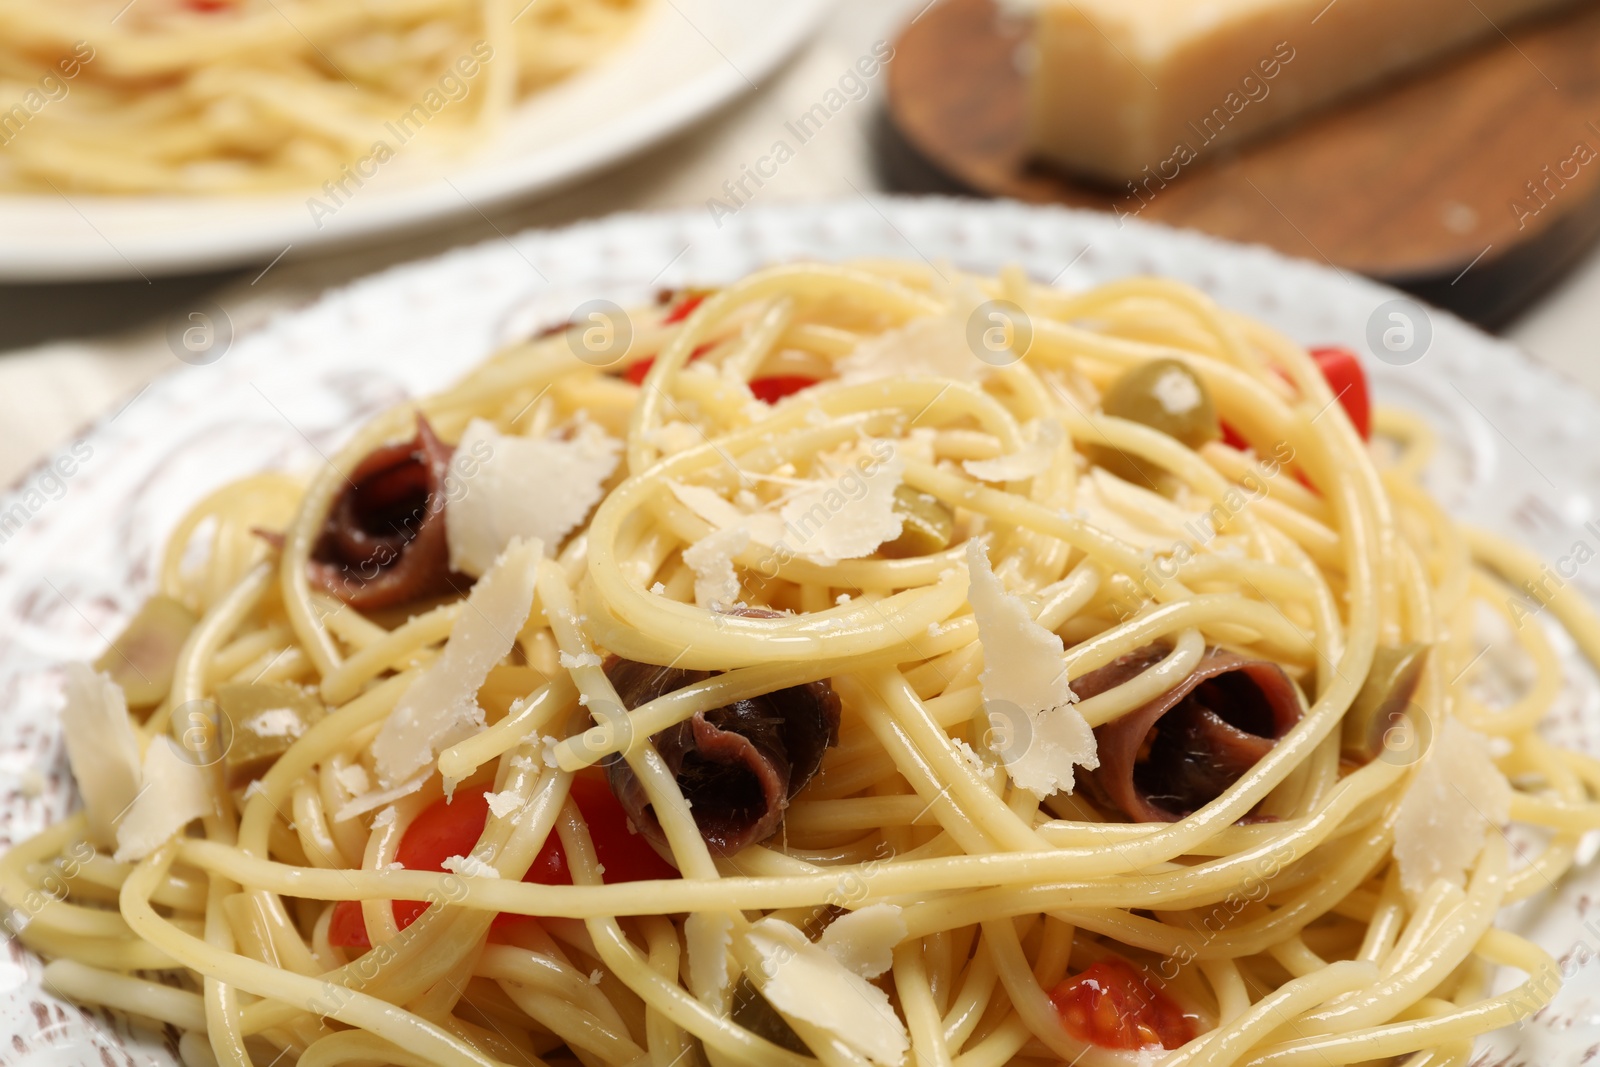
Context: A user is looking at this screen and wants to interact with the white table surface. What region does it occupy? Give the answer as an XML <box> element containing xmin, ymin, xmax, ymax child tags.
<box><xmin>2</xmin><ymin>0</ymin><xmax>1597</xmax><ymax>489</ymax></box>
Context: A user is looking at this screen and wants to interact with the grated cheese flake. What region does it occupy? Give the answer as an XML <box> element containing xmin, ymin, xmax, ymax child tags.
<box><xmin>669</xmin><ymin>481</ymin><xmax>748</xmax><ymax>531</ymax></box>
<box><xmin>779</xmin><ymin>443</ymin><xmax>905</xmax><ymax>562</ymax></box>
<box><xmin>441</xmin><ymin>853</ymin><xmax>501</xmax><ymax>879</ymax></box>
<box><xmin>819</xmin><ymin>904</ymin><xmax>907</xmax><ymax>979</ymax></box>
<box><xmin>485</xmin><ymin>790</ymin><xmax>523</xmax><ymax>819</ymax></box>
<box><xmin>114</xmin><ymin>737</ymin><xmax>214</xmax><ymax>863</ymax></box>
<box><xmin>241</xmin><ymin>707</ymin><xmax>308</xmax><ymax>740</ymax></box>
<box><xmin>966</xmin><ymin>540</ymin><xmax>1097</xmax><ymax>798</ymax></box>
<box><xmin>744</xmin><ymin>917</ymin><xmax>909</xmax><ymax>1065</ymax></box>
<box><xmin>335</xmin><ymin>763</ymin><xmax>372</xmax><ymax>797</ymax></box>
<box><xmin>1393</xmin><ymin>716</ymin><xmax>1513</xmax><ymax>898</ymax></box>
<box><xmin>372</xmin><ymin>538</ymin><xmax>543</xmax><ymax>786</ymax></box>
<box><xmin>59</xmin><ymin>663</ymin><xmax>143</xmax><ymax>847</ymax></box>
<box><xmin>838</xmin><ymin>281</ymin><xmax>992</xmax><ymax>386</ymax></box>
<box><xmin>963</xmin><ymin>420</ymin><xmax>1064</xmax><ymax>482</ymax></box>
<box><xmin>683</xmin><ymin>527</ymin><xmax>749</xmax><ymax>609</ymax></box>
<box><xmin>559</xmin><ymin>651</ymin><xmax>602</xmax><ymax>669</ymax></box>
<box><xmin>335</xmin><ymin>772</ymin><xmax>427</xmax><ymax>823</ymax></box>
<box><xmin>669</xmin><ymin>480</ymin><xmax>786</xmax><ymax>546</ymax></box>
<box><xmin>645</xmin><ymin>422</ymin><xmax>704</xmax><ymax>456</ymax></box>
<box><xmin>445</xmin><ymin>419</ymin><xmax>619</xmax><ymax>578</ymax></box>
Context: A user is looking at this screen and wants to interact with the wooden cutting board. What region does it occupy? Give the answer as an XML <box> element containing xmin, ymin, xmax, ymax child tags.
<box><xmin>882</xmin><ymin>0</ymin><xmax>1600</xmax><ymax>327</ymax></box>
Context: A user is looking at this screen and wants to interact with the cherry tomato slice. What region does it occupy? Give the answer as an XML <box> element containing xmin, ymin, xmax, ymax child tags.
<box><xmin>1218</xmin><ymin>345</ymin><xmax>1370</xmax><ymax>457</ymax></box>
<box><xmin>622</xmin><ymin>341</ymin><xmax>715</xmax><ymax>386</ymax></box>
<box><xmin>662</xmin><ymin>292</ymin><xmax>709</xmax><ymax>325</ymax></box>
<box><xmin>748</xmin><ymin>376</ymin><xmax>819</xmax><ymax>404</ymax></box>
<box><xmin>1049</xmin><ymin>958</ymin><xmax>1196</xmax><ymax>1051</ymax></box>
<box><xmin>327</xmin><ymin>777</ymin><xmax>676</xmax><ymax>950</ymax></box>
<box><xmin>1309</xmin><ymin>346</ymin><xmax>1371</xmax><ymax>441</ymax></box>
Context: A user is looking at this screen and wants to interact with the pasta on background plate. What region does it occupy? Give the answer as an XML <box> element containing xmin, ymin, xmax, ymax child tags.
<box><xmin>5</xmin><ymin>259</ymin><xmax>1600</xmax><ymax>1067</ymax></box>
<box><xmin>0</xmin><ymin>0</ymin><xmax>644</xmax><ymax>194</ymax></box>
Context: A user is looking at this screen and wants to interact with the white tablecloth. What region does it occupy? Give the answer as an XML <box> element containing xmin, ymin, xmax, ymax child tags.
<box><xmin>2</xmin><ymin>0</ymin><xmax>1597</xmax><ymax>487</ymax></box>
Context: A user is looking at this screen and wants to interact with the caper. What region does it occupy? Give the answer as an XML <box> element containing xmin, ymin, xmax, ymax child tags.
<box><xmin>94</xmin><ymin>595</ymin><xmax>198</xmax><ymax>714</ymax></box>
<box><xmin>1341</xmin><ymin>643</ymin><xmax>1430</xmax><ymax>762</ymax></box>
<box><xmin>730</xmin><ymin>977</ymin><xmax>809</xmax><ymax>1054</ymax></box>
<box><xmin>880</xmin><ymin>485</ymin><xmax>954</xmax><ymax>559</ymax></box>
<box><xmin>217</xmin><ymin>683</ymin><xmax>327</xmax><ymax>786</ymax></box>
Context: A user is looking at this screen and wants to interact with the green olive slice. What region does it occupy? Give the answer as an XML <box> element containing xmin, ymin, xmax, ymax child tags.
<box><xmin>217</xmin><ymin>683</ymin><xmax>327</xmax><ymax>787</ymax></box>
<box><xmin>1102</xmin><ymin>358</ymin><xmax>1220</xmax><ymax>449</ymax></box>
<box><xmin>881</xmin><ymin>485</ymin><xmax>954</xmax><ymax>559</ymax></box>
<box><xmin>94</xmin><ymin>595</ymin><xmax>198</xmax><ymax>714</ymax></box>
<box><xmin>1341</xmin><ymin>642</ymin><xmax>1430</xmax><ymax>762</ymax></box>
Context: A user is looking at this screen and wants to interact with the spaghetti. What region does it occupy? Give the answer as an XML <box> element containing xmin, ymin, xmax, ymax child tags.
<box><xmin>6</xmin><ymin>261</ymin><xmax>1600</xmax><ymax>1067</ymax></box>
<box><xmin>0</xmin><ymin>0</ymin><xmax>644</xmax><ymax>194</ymax></box>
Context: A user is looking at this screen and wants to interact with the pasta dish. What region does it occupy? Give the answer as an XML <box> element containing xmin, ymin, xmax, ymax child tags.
<box><xmin>0</xmin><ymin>0</ymin><xmax>644</xmax><ymax>194</ymax></box>
<box><xmin>4</xmin><ymin>260</ymin><xmax>1598</xmax><ymax>1067</ymax></box>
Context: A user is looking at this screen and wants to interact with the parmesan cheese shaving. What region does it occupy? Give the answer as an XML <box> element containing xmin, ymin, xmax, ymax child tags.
<box><xmin>685</xmin><ymin>911</ymin><xmax>733</xmax><ymax>1007</ymax></box>
<box><xmin>669</xmin><ymin>481</ymin><xmax>748</xmax><ymax>531</ymax></box>
<box><xmin>59</xmin><ymin>663</ymin><xmax>143</xmax><ymax>847</ymax></box>
<box><xmin>743</xmin><ymin>918</ymin><xmax>909</xmax><ymax>1065</ymax></box>
<box><xmin>372</xmin><ymin>537</ymin><xmax>542</xmax><ymax>786</ymax></box>
<box><xmin>335</xmin><ymin>763</ymin><xmax>371</xmax><ymax>797</ymax></box>
<box><xmin>668</xmin><ymin>480</ymin><xmax>786</xmax><ymax>546</ymax></box>
<box><xmin>963</xmin><ymin>420</ymin><xmax>1064</xmax><ymax>482</ymax></box>
<box><xmin>838</xmin><ymin>282</ymin><xmax>990</xmax><ymax>385</ymax></box>
<box><xmin>819</xmin><ymin>904</ymin><xmax>907</xmax><ymax>979</ymax></box>
<box><xmin>113</xmin><ymin>737</ymin><xmax>214</xmax><ymax>863</ymax></box>
<box><xmin>1077</xmin><ymin>469</ymin><xmax>1208</xmax><ymax>552</ymax></box>
<box><xmin>966</xmin><ymin>540</ymin><xmax>1097</xmax><ymax>797</ymax></box>
<box><xmin>1393</xmin><ymin>716</ymin><xmax>1513</xmax><ymax>898</ymax></box>
<box><xmin>445</xmin><ymin>419</ymin><xmax>619</xmax><ymax>578</ymax></box>
<box><xmin>778</xmin><ymin>444</ymin><xmax>905</xmax><ymax>562</ymax></box>
<box><xmin>683</xmin><ymin>527</ymin><xmax>749</xmax><ymax>609</ymax></box>
<box><xmin>334</xmin><ymin>772</ymin><xmax>428</xmax><ymax>823</ymax></box>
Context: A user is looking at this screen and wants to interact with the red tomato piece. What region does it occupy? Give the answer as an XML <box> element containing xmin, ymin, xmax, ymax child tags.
<box><xmin>327</xmin><ymin>777</ymin><xmax>677</xmax><ymax>950</ymax></box>
<box><xmin>662</xmin><ymin>292</ymin><xmax>708</xmax><ymax>325</ymax></box>
<box><xmin>1309</xmin><ymin>346</ymin><xmax>1371</xmax><ymax>441</ymax></box>
<box><xmin>1220</xmin><ymin>346</ymin><xmax>1370</xmax><ymax>453</ymax></box>
<box><xmin>326</xmin><ymin>894</ymin><xmax>373</xmax><ymax>949</ymax></box>
<box><xmin>1049</xmin><ymin>958</ymin><xmax>1196</xmax><ymax>1051</ymax></box>
<box><xmin>748</xmin><ymin>376</ymin><xmax>819</xmax><ymax>404</ymax></box>
<box><xmin>622</xmin><ymin>341</ymin><xmax>715</xmax><ymax>386</ymax></box>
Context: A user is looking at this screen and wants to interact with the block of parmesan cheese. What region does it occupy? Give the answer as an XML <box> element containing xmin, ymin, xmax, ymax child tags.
<box><xmin>1023</xmin><ymin>0</ymin><xmax>1580</xmax><ymax>183</ymax></box>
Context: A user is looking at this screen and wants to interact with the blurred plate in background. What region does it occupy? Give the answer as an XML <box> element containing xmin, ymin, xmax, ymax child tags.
<box><xmin>0</xmin><ymin>0</ymin><xmax>828</xmax><ymax>283</ymax></box>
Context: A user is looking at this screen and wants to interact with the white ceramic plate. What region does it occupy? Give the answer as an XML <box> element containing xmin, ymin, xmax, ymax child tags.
<box><xmin>0</xmin><ymin>0</ymin><xmax>829</xmax><ymax>282</ymax></box>
<box><xmin>2</xmin><ymin>198</ymin><xmax>1597</xmax><ymax>1066</ymax></box>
